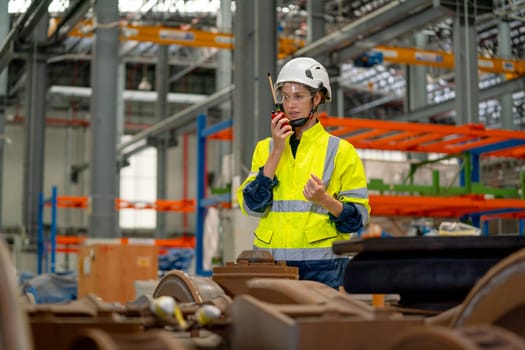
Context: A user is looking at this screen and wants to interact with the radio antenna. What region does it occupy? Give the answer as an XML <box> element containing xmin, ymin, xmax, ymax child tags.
<box><xmin>267</xmin><ymin>73</ymin><xmax>278</xmax><ymax>105</ymax></box>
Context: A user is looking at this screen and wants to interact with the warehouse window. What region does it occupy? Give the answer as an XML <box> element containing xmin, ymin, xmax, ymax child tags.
<box><xmin>119</xmin><ymin>136</ymin><xmax>157</xmax><ymax>229</ymax></box>
<box><xmin>358</xmin><ymin>149</ymin><xmax>407</xmax><ymax>161</ymax></box>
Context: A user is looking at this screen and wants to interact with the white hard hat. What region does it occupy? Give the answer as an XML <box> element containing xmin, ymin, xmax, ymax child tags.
<box><xmin>274</xmin><ymin>57</ymin><xmax>331</xmax><ymax>102</ymax></box>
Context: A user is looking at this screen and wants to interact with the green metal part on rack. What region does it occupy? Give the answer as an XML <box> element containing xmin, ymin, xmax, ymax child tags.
<box><xmin>402</xmin><ymin>153</ymin><xmax>458</xmax><ymax>186</ymax></box>
<box><xmin>367</xmin><ymin>177</ymin><xmax>522</xmax><ymax>199</ymax></box>
<box><xmin>390</xmin><ymin>152</ymin><xmax>524</xmax><ymax>199</ymax></box>
<box><xmin>522</xmin><ymin>173</ymin><xmax>525</xmax><ymax>200</ymax></box>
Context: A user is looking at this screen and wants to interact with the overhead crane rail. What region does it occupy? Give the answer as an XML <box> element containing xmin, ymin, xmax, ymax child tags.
<box><xmin>63</xmin><ymin>18</ymin><xmax>525</xmax><ymax>74</ymax></box>
<box><xmin>373</xmin><ymin>45</ymin><xmax>525</xmax><ymax>76</ymax></box>
<box><xmin>59</xmin><ymin>17</ymin><xmax>525</xmax><ymax>74</ymax></box>
<box><xmin>64</xmin><ymin>19</ymin><xmax>233</xmax><ymax>49</ymax></box>
<box><xmin>64</xmin><ymin>19</ymin><xmax>302</xmax><ymax>59</ymax></box>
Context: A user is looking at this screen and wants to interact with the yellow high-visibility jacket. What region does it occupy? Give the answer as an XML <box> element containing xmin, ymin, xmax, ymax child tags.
<box><xmin>237</xmin><ymin>122</ymin><xmax>370</xmax><ymax>262</ymax></box>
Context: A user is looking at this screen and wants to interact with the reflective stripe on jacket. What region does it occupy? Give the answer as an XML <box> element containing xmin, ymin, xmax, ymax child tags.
<box><xmin>237</xmin><ymin>122</ymin><xmax>370</xmax><ymax>261</ymax></box>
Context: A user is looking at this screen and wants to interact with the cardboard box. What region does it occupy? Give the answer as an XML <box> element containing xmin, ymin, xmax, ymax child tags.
<box><xmin>77</xmin><ymin>244</ymin><xmax>158</xmax><ymax>303</ymax></box>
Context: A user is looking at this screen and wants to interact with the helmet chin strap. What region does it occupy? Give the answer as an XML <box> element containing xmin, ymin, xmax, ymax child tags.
<box><xmin>289</xmin><ymin>113</ymin><xmax>311</xmax><ymax>128</ymax></box>
<box><xmin>289</xmin><ymin>102</ymin><xmax>318</xmax><ymax>128</ymax></box>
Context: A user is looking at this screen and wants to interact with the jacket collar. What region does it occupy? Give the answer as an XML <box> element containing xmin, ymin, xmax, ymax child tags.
<box><xmin>297</xmin><ymin>120</ymin><xmax>325</xmax><ymax>143</ymax></box>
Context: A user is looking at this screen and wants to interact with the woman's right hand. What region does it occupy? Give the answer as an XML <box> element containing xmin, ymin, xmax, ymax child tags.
<box><xmin>271</xmin><ymin>112</ymin><xmax>293</xmax><ymax>150</ymax></box>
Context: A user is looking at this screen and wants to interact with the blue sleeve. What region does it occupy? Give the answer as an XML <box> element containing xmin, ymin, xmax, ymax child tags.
<box><xmin>242</xmin><ymin>167</ymin><xmax>279</xmax><ymax>213</ymax></box>
<box><xmin>329</xmin><ymin>202</ymin><xmax>363</xmax><ymax>233</ymax></box>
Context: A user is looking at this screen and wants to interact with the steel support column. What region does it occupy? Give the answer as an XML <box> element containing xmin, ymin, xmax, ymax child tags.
<box><xmin>216</xmin><ymin>0</ymin><xmax>233</xmax><ymax>179</ymax></box>
<box><xmin>89</xmin><ymin>0</ymin><xmax>119</xmax><ymax>238</ymax></box>
<box><xmin>232</xmin><ymin>0</ymin><xmax>277</xmax><ymax>175</ymax></box>
<box><xmin>255</xmin><ymin>0</ymin><xmax>277</xmax><ymax>147</ymax></box>
<box><xmin>233</xmin><ymin>0</ymin><xmax>255</xmax><ymax>177</ymax></box>
<box><xmin>498</xmin><ymin>20</ymin><xmax>513</xmax><ymax>129</ymax></box>
<box><xmin>406</xmin><ymin>33</ymin><xmax>429</xmax><ymax>162</ymax></box>
<box><xmin>23</xmin><ymin>14</ymin><xmax>49</xmax><ymax>247</ymax></box>
<box><xmin>307</xmin><ymin>0</ymin><xmax>325</xmax><ymax>45</ymax></box>
<box><xmin>0</xmin><ymin>1</ymin><xmax>8</xmax><ymax>228</ymax></box>
<box><xmin>156</xmin><ymin>45</ymin><xmax>169</xmax><ymax>238</ymax></box>
<box><xmin>453</xmin><ymin>15</ymin><xmax>479</xmax><ymax>125</ymax></box>
<box><xmin>407</xmin><ymin>33</ymin><xmax>428</xmax><ymax>111</ymax></box>
<box><xmin>307</xmin><ymin>0</ymin><xmax>337</xmax><ymax>116</ymax></box>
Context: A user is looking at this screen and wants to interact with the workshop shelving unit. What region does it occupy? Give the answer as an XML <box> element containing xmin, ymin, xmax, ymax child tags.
<box><xmin>37</xmin><ymin>114</ymin><xmax>231</xmax><ymax>277</ymax></box>
<box><xmin>195</xmin><ymin>114</ymin><xmax>232</xmax><ymax>276</ymax></box>
<box><xmin>37</xmin><ymin>186</ymin><xmax>195</xmax><ymax>275</ymax></box>
<box><xmin>318</xmin><ymin>113</ymin><xmax>525</xmax><ymax>233</ymax></box>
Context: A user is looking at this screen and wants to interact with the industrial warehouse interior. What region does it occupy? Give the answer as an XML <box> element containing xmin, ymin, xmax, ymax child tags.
<box><xmin>1</xmin><ymin>0</ymin><xmax>525</xmax><ymax>349</ymax></box>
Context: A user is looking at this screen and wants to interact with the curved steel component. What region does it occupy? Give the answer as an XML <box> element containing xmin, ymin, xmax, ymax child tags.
<box><xmin>212</xmin><ymin>250</ymin><xmax>299</xmax><ymax>298</ymax></box>
<box><xmin>66</xmin><ymin>328</ymin><xmax>118</xmax><ymax>350</ymax></box>
<box><xmin>236</xmin><ymin>250</ymin><xmax>275</xmax><ymax>264</ymax></box>
<box><xmin>245</xmin><ymin>278</ymin><xmax>374</xmax><ymax>317</ymax></box>
<box><xmin>390</xmin><ymin>324</ymin><xmax>525</xmax><ymax>350</ymax></box>
<box><xmin>67</xmin><ymin>328</ymin><xmax>186</xmax><ymax>350</ymax></box>
<box><xmin>0</xmin><ymin>239</ymin><xmax>33</xmax><ymax>350</ymax></box>
<box><xmin>425</xmin><ymin>304</ymin><xmax>462</xmax><ymax>326</ymax></box>
<box><xmin>389</xmin><ymin>325</ymin><xmax>478</xmax><ymax>350</ymax></box>
<box><xmin>153</xmin><ymin>270</ymin><xmax>228</xmax><ymax>306</ymax></box>
<box><xmin>458</xmin><ymin>325</ymin><xmax>525</xmax><ymax>350</ymax></box>
<box><xmin>452</xmin><ymin>247</ymin><xmax>525</xmax><ymax>334</ymax></box>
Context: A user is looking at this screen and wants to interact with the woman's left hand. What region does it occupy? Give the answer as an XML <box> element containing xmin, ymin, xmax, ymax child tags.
<box><xmin>303</xmin><ymin>174</ymin><xmax>328</xmax><ymax>204</ymax></box>
<box><xmin>304</xmin><ymin>174</ymin><xmax>344</xmax><ymax>217</ymax></box>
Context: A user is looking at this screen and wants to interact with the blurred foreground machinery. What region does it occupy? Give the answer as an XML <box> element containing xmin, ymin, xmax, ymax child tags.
<box><xmin>3</xmin><ymin>237</ymin><xmax>525</xmax><ymax>350</ymax></box>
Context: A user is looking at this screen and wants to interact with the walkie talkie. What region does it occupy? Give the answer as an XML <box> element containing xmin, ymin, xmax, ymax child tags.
<box><xmin>267</xmin><ymin>73</ymin><xmax>288</xmax><ymax>126</ymax></box>
<box><xmin>267</xmin><ymin>73</ymin><xmax>282</xmax><ymax>112</ymax></box>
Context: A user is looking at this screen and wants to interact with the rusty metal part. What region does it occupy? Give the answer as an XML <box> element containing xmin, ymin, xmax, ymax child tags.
<box><xmin>425</xmin><ymin>304</ymin><xmax>463</xmax><ymax>326</ymax></box>
<box><xmin>245</xmin><ymin>278</ymin><xmax>374</xmax><ymax>315</ymax></box>
<box><xmin>236</xmin><ymin>250</ymin><xmax>275</xmax><ymax>263</ymax></box>
<box><xmin>212</xmin><ymin>250</ymin><xmax>299</xmax><ymax>298</ymax></box>
<box><xmin>153</xmin><ymin>269</ymin><xmax>231</xmax><ymax>311</ymax></box>
<box><xmin>389</xmin><ymin>324</ymin><xmax>525</xmax><ymax>350</ymax></box>
<box><xmin>27</xmin><ymin>291</ymin><xmax>229</xmax><ymax>350</ymax></box>
<box><xmin>67</xmin><ymin>328</ymin><xmax>185</xmax><ymax>350</ymax></box>
<box><xmin>67</xmin><ymin>328</ymin><xmax>118</xmax><ymax>350</ymax></box>
<box><xmin>459</xmin><ymin>325</ymin><xmax>525</xmax><ymax>349</ymax></box>
<box><xmin>0</xmin><ymin>239</ymin><xmax>33</xmax><ymax>350</ymax></box>
<box><xmin>27</xmin><ymin>294</ymin><xmax>192</xmax><ymax>350</ymax></box>
<box><xmin>451</xmin><ymin>247</ymin><xmax>525</xmax><ymax>335</ymax></box>
<box><xmin>29</xmin><ymin>294</ymin><xmax>148</xmax><ymax>350</ymax></box>
<box><xmin>389</xmin><ymin>325</ymin><xmax>477</xmax><ymax>350</ymax></box>
<box><xmin>29</xmin><ymin>293</ymin><xmax>200</xmax><ymax>349</ymax></box>
<box><xmin>231</xmin><ymin>294</ymin><xmax>423</xmax><ymax>350</ymax></box>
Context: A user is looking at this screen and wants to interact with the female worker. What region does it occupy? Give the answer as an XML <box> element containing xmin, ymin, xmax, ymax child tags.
<box><xmin>237</xmin><ymin>57</ymin><xmax>370</xmax><ymax>288</ymax></box>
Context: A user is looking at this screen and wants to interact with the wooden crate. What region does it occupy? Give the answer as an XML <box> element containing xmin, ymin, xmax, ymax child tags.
<box><xmin>77</xmin><ymin>244</ymin><xmax>158</xmax><ymax>303</ymax></box>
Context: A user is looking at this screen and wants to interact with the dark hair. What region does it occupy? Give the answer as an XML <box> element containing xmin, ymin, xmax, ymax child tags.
<box><xmin>309</xmin><ymin>86</ymin><xmax>327</xmax><ymax>104</ymax></box>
